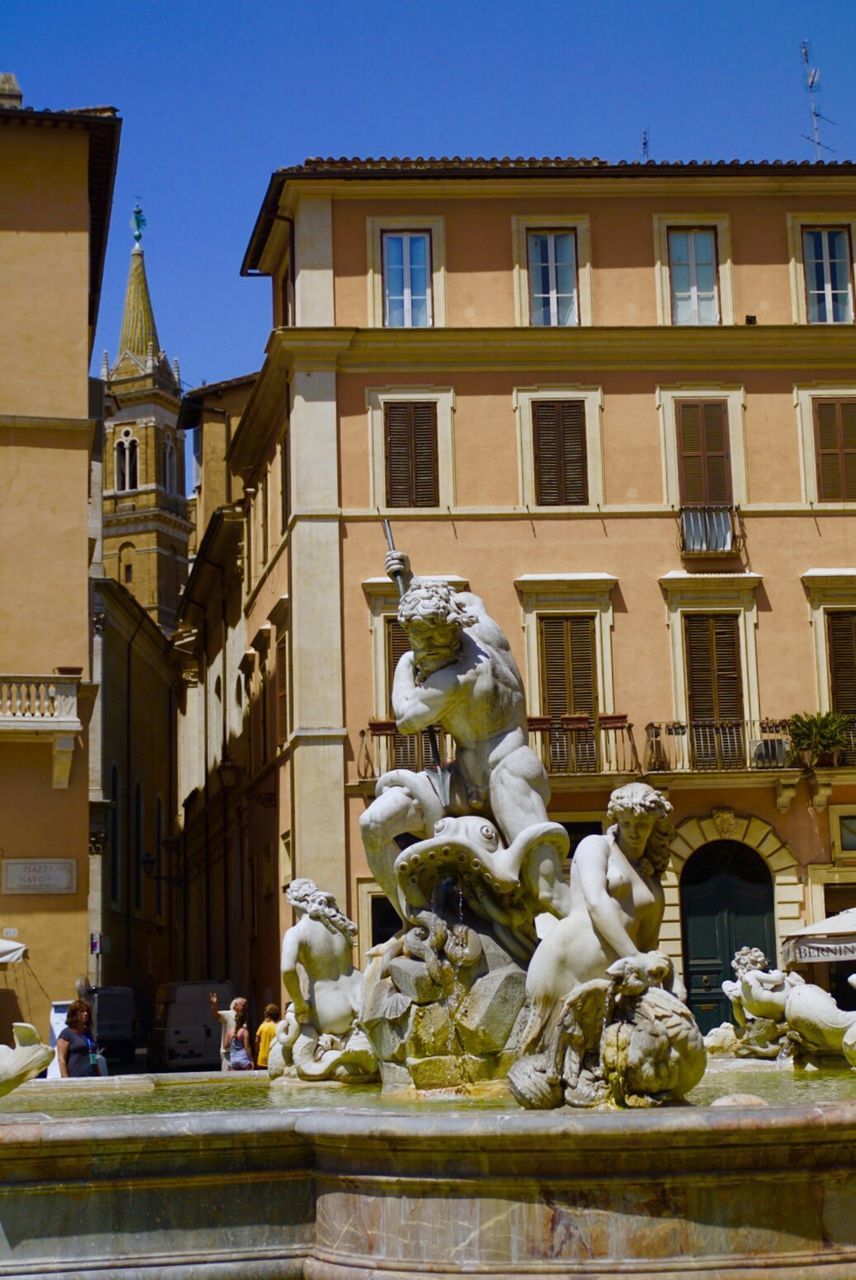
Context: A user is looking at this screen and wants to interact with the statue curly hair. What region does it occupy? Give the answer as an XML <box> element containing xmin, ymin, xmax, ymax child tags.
<box><xmin>606</xmin><ymin>782</ymin><xmax>674</xmax><ymax>880</ymax></box>
<box><xmin>397</xmin><ymin>580</ymin><xmax>476</xmax><ymax>632</ymax></box>
<box><xmin>286</xmin><ymin>878</ymin><xmax>357</xmax><ymax>940</ymax></box>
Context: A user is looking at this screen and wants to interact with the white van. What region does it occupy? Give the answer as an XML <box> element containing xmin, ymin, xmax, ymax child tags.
<box><xmin>150</xmin><ymin>981</ymin><xmax>234</xmax><ymax>1071</ymax></box>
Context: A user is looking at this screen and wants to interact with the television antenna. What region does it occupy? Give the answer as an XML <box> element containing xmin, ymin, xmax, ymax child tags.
<box><xmin>801</xmin><ymin>42</ymin><xmax>836</xmax><ymax>159</ymax></box>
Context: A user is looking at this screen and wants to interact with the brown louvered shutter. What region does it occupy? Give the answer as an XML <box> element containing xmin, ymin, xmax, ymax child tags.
<box><xmin>384</xmin><ymin>402</ymin><xmax>439</xmax><ymax>507</ymax></box>
<box><xmin>814</xmin><ymin>399</ymin><xmax>856</xmax><ymax>501</ymax></box>
<box><xmin>828</xmin><ymin>612</ymin><xmax>856</xmax><ymax>714</ymax></box>
<box><xmin>684</xmin><ymin>613</ymin><xmax>744</xmax><ymax>766</ymax></box>
<box><xmin>533</xmin><ymin>400</ymin><xmax>587</xmax><ymax>505</ymax></box>
<box><xmin>539</xmin><ymin>615</ymin><xmax>597</xmax><ymax>770</ymax></box>
<box><xmin>676</xmin><ymin>400</ymin><xmax>731</xmax><ymax>504</ymax></box>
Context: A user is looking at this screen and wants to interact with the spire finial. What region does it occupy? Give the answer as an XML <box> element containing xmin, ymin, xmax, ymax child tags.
<box><xmin>131</xmin><ymin>199</ymin><xmax>146</xmax><ymax>247</ymax></box>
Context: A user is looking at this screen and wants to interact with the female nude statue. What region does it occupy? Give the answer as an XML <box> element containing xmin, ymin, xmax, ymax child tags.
<box><xmin>526</xmin><ymin>781</ymin><xmax>675</xmax><ymax>1008</ymax></box>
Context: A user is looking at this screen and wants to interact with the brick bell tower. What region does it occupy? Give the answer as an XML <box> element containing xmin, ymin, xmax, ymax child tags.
<box><xmin>101</xmin><ymin>204</ymin><xmax>191</xmax><ymax>632</ymax></box>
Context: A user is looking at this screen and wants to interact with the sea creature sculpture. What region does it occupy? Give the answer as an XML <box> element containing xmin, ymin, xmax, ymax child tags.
<box><xmin>508</xmin><ymin>953</ymin><xmax>706</xmax><ymax>1110</ymax></box>
<box><xmin>721</xmin><ymin>946</ymin><xmax>804</xmax><ymax>1058</ymax></box>
<box><xmin>0</xmin><ymin>1023</ymin><xmax>54</xmax><ymax>1096</ymax></box>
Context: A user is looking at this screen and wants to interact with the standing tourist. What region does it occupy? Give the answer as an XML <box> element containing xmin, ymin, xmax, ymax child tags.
<box><xmin>255</xmin><ymin>1003</ymin><xmax>279</xmax><ymax>1070</ymax></box>
<box><xmin>55</xmin><ymin>999</ymin><xmax>99</xmax><ymax>1078</ymax></box>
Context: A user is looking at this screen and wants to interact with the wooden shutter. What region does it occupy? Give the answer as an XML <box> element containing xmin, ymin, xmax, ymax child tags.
<box><xmin>676</xmin><ymin>400</ymin><xmax>731</xmax><ymax>504</ymax></box>
<box><xmin>539</xmin><ymin>615</ymin><xmax>597</xmax><ymax>770</ymax></box>
<box><xmin>828</xmin><ymin>612</ymin><xmax>856</xmax><ymax>714</ymax></box>
<box><xmin>384</xmin><ymin>402</ymin><xmax>439</xmax><ymax>507</ymax></box>
<box><xmin>533</xmin><ymin>400</ymin><xmax>588</xmax><ymax>505</ymax></box>
<box><xmin>684</xmin><ymin>613</ymin><xmax>744</xmax><ymax>766</ymax></box>
<box><xmin>814</xmin><ymin>399</ymin><xmax>856</xmax><ymax>501</ymax></box>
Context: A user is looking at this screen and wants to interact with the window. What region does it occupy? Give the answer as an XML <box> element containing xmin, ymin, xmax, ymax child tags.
<box><xmin>657</xmin><ymin>388</ymin><xmax>746</xmax><ymax>508</ymax></box>
<box><xmin>668</xmin><ymin>228</ymin><xmax>719</xmax><ymax>325</ymax></box>
<box><xmin>368</xmin><ymin>387</ymin><xmax>454</xmax><ymax>511</ymax></box>
<box><xmin>803</xmin><ymin>228</ymin><xmax>853</xmax><ymax>324</ymax></box>
<box><xmin>367</xmin><ymin>217</ymin><xmax>445</xmax><ymax>327</ymax></box>
<box><xmin>382</xmin><ymin>231</ymin><xmax>432</xmax><ymax>327</ymax></box>
<box><xmin>515</xmin><ymin>387</ymin><xmax>603</xmax><ymax>509</ymax></box>
<box><xmin>684</xmin><ymin>613</ymin><xmax>745</xmax><ymax>767</ymax></box>
<box><xmin>675</xmin><ymin>399</ymin><xmax>734</xmax><ymax>553</ymax></box>
<box><xmin>383</xmin><ymin>401</ymin><xmax>439</xmax><ymax>508</ymax></box>
<box><xmin>280</xmin><ymin>429</ymin><xmax>290</xmax><ymax>534</ymax></box>
<box><xmin>527</xmin><ymin>230</ymin><xmax>578</xmax><ymax>326</ymax></box>
<box><xmin>538</xmin><ymin>615</ymin><xmax>598</xmax><ymax>771</ymax></box>
<box><xmin>134</xmin><ymin>781</ymin><xmax>143</xmax><ymax>910</ymax></box>
<box><xmin>115</xmin><ymin>430</ymin><xmax>139</xmax><ymax>492</ymax></box>
<box><xmin>162</xmin><ymin>438</ymin><xmax>177</xmax><ymax>493</ymax></box>
<box><xmin>814</xmin><ymin>399</ymin><xmax>856</xmax><ymax>500</ymax></box>
<box><xmin>124</xmin><ymin>563</ymin><xmax>133</xmax><ymax>585</ymax></box>
<box><xmin>260</xmin><ymin>474</ymin><xmax>269</xmax><ymax>564</ymax></box>
<box><xmin>653</xmin><ymin>216</ymin><xmax>733</xmax><ymax>326</ymax></box>
<box><xmin>512</xmin><ymin>216</ymin><xmax>591</xmax><ymax>326</ymax></box>
<box><xmin>385</xmin><ymin>617</ymin><xmax>434</xmax><ymax>769</ymax></box>
<box><xmin>276</xmin><ymin>634</ymin><xmax>288</xmax><ymax>746</ymax></box>
<box><xmin>155</xmin><ymin>797</ymin><xmax>163</xmax><ymax>918</ymax></box>
<box><xmin>827</xmin><ymin>612</ymin><xmax>856</xmax><ymax>715</ymax></box>
<box><xmin>109</xmin><ymin>764</ymin><xmax>120</xmax><ymax>904</ymax></box>
<box><xmin>532</xmin><ymin>400</ymin><xmax>588</xmax><ymax>505</ymax></box>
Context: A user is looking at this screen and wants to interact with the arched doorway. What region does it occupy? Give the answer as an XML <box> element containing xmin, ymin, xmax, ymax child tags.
<box><xmin>680</xmin><ymin>841</ymin><xmax>775</xmax><ymax>1032</ymax></box>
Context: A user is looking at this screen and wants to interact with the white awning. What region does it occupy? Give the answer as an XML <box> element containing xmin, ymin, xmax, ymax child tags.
<box><xmin>0</xmin><ymin>939</ymin><xmax>27</xmax><ymax>965</ymax></box>
<box><xmin>782</xmin><ymin>908</ymin><xmax>856</xmax><ymax>965</ymax></box>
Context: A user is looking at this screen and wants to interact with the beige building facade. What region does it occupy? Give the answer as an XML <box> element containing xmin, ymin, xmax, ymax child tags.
<box><xmin>0</xmin><ymin>77</ymin><xmax>120</xmax><ymax>1039</ymax></box>
<box><xmin>178</xmin><ymin>156</ymin><xmax>856</xmax><ymax>1031</ymax></box>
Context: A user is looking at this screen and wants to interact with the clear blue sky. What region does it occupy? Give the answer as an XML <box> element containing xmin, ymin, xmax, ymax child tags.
<box><xmin>5</xmin><ymin>1</ymin><xmax>855</xmax><ymax>390</ymax></box>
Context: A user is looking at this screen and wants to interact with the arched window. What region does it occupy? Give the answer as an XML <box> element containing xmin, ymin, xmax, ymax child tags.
<box><xmin>116</xmin><ymin>429</ymin><xmax>139</xmax><ymax>492</ymax></box>
<box><xmin>118</xmin><ymin>542</ymin><xmax>135</xmax><ymax>586</ymax></box>
<box><xmin>163</xmin><ymin>438</ymin><xmax>177</xmax><ymax>493</ymax></box>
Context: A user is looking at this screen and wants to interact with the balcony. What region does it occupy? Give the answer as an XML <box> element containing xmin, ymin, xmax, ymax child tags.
<box><xmin>358</xmin><ymin>715</ymin><xmax>639</xmax><ymax>781</ymax></box>
<box><xmin>527</xmin><ymin>714</ymin><xmax>640</xmax><ymax>777</ymax></box>
<box><xmin>0</xmin><ymin>674</ymin><xmax>82</xmax><ymax>788</ymax></box>
<box><xmin>359</xmin><ymin>720</ymin><xmax>451</xmax><ymax>778</ymax></box>
<box><xmin>679</xmin><ymin>505</ymin><xmax>739</xmax><ymax>556</ymax></box>
<box><xmin>644</xmin><ymin>719</ymin><xmax>796</xmax><ymax>774</ymax></box>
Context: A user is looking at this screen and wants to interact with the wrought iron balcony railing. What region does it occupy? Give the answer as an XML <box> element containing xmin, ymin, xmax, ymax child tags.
<box><xmin>679</xmin><ymin>505</ymin><xmax>738</xmax><ymax>555</ymax></box>
<box><xmin>357</xmin><ymin>714</ymin><xmax>639</xmax><ymax>780</ymax></box>
<box><xmin>644</xmin><ymin>719</ymin><xmax>796</xmax><ymax>773</ymax></box>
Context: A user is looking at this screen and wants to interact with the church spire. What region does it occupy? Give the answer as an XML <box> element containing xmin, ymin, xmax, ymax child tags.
<box><xmin>108</xmin><ymin>203</ymin><xmax>177</xmax><ymax>395</ymax></box>
<box><xmin>117</xmin><ymin>202</ymin><xmax>160</xmax><ymax>360</ymax></box>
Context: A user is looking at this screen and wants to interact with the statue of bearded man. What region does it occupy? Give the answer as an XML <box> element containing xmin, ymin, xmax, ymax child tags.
<box><xmin>359</xmin><ymin>552</ymin><xmax>570</xmax><ymax>925</ymax></box>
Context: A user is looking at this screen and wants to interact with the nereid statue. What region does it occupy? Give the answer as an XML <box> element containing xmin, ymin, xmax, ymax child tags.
<box><xmin>277</xmin><ymin>878</ymin><xmax>377</xmax><ymax>1082</ymax></box>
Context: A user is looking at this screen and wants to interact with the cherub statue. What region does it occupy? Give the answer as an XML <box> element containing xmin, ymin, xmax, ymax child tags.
<box><xmin>278</xmin><ymin>878</ymin><xmax>376</xmax><ymax>1082</ymax></box>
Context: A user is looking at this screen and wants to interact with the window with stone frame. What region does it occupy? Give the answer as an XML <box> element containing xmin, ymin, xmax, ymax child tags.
<box><xmin>383</xmin><ymin>401</ymin><xmax>439</xmax><ymax>507</ymax></box>
<box><xmin>813</xmin><ymin>399</ymin><xmax>856</xmax><ymax>500</ymax></box>
<box><xmin>532</xmin><ymin>399</ymin><xmax>588</xmax><ymax>505</ymax></box>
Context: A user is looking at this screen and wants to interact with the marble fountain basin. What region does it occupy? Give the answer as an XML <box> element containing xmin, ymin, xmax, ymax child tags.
<box><xmin>1</xmin><ymin>1061</ymin><xmax>855</xmax><ymax>1279</ymax></box>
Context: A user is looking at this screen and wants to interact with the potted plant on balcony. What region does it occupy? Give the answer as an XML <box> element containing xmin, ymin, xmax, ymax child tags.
<box><xmin>788</xmin><ymin>711</ymin><xmax>852</xmax><ymax>769</ymax></box>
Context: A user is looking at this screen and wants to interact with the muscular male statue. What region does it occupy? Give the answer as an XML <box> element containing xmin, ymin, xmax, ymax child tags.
<box><xmin>359</xmin><ymin>552</ymin><xmax>570</xmax><ymax>923</ymax></box>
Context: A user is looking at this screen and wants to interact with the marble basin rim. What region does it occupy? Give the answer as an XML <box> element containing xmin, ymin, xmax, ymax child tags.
<box><xmin>1</xmin><ymin>1073</ymin><xmax>856</xmax><ymax>1279</ymax></box>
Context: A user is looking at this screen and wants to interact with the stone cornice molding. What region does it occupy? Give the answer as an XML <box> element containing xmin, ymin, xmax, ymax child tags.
<box><xmin>265</xmin><ymin>326</ymin><xmax>856</xmax><ymax>375</ymax></box>
<box><xmin>0</xmin><ymin>414</ymin><xmax>97</xmax><ymax>435</ymax></box>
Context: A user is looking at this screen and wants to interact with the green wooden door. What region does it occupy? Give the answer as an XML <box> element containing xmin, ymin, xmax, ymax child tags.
<box><xmin>680</xmin><ymin>841</ymin><xmax>775</xmax><ymax>1033</ymax></box>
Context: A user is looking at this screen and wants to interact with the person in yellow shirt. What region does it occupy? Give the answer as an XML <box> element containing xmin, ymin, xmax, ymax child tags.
<box><xmin>255</xmin><ymin>1003</ymin><xmax>279</xmax><ymax>1070</ymax></box>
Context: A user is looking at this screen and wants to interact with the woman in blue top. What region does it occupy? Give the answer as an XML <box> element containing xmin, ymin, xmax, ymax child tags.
<box><xmin>56</xmin><ymin>999</ymin><xmax>99</xmax><ymax>1078</ymax></box>
<box><xmin>225</xmin><ymin>1005</ymin><xmax>254</xmax><ymax>1070</ymax></box>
